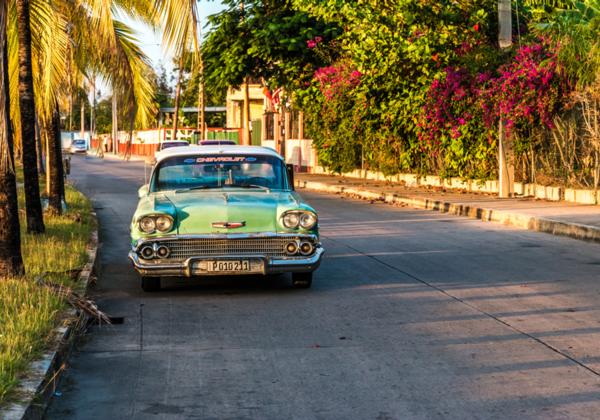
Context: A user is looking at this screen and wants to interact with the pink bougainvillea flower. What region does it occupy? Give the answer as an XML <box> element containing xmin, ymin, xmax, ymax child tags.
<box><xmin>451</xmin><ymin>127</ymin><xmax>462</xmax><ymax>139</ymax></box>
<box><xmin>307</xmin><ymin>40</ymin><xmax>317</xmax><ymax>49</ymax></box>
<box><xmin>313</xmin><ymin>63</ymin><xmax>362</xmax><ymax>100</ymax></box>
<box><xmin>315</xmin><ymin>36</ymin><xmax>323</xmax><ymax>43</ymax></box>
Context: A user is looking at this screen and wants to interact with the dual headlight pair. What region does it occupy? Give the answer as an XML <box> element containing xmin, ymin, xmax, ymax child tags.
<box><xmin>282</xmin><ymin>211</ymin><xmax>317</xmax><ymax>230</ymax></box>
<box><xmin>138</xmin><ymin>215</ymin><xmax>174</xmax><ymax>234</ymax></box>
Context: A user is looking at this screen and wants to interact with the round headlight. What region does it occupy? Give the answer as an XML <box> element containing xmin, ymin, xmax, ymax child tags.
<box><xmin>286</xmin><ymin>241</ymin><xmax>299</xmax><ymax>255</ymax></box>
<box><xmin>155</xmin><ymin>216</ymin><xmax>173</xmax><ymax>232</ymax></box>
<box><xmin>156</xmin><ymin>245</ymin><xmax>170</xmax><ymax>258</ymax></box>
<box><xmin>299</xmin><ymin>241</ymin><xmax>314</xmax><ymax>255</ymax></box>
<box><xmin>299</xmin><ymin>212</ymin><xmax>317</xmax><ymax>229</ymax></box>
<box><xmin>140</xmin><ymin>246</ymin><xmax>155</xmax><ymax>259</ymax></box>
<box><xmin>282</xmin><ymin>212</ymin><xmax>300</xmax><ymax>229</ymax></box>
<box><xmin>139</xmin><ymin>217</ymin><xmax>156</xmax><ymax>233</ymax></box>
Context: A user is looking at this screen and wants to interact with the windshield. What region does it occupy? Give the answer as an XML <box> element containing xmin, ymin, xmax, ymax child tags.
<box><xmin>152</xmin><ymin>154</ymin><xmax>288</xmax><ymax>192</ymax></box>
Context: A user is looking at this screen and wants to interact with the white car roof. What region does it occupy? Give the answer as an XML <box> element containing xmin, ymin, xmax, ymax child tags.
<box><xmin>154</xmin><ymin>145</ymin><xmax>283</xmax><ymax>164</ymax></box>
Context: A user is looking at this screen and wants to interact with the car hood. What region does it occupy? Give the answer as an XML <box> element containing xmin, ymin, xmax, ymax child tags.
<box><xmin>165</xmin><ymin>190</ymin><xmax>300</xmax><ymax>234</ymax></box>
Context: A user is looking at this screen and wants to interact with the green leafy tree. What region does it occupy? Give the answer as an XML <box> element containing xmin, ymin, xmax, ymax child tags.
<box><xmin>203</xmin><ymin>0</ymin><xmax>340</xmax><ymax>92</ymax></box>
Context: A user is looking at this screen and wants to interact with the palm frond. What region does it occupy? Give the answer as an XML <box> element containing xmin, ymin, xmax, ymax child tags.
<box><xmin>30</xmin><ymin>0</ymin><xmax>69</xmax><ymax>120</ymax></box>
<box><xmin>154</xmin><ymin>0</ymin><xmax>200</xmax><ymax>58</ymax></box>
<box><xmin>112</xmin><ymin>20</ymin><xmax>156</xmax><ymax>127</ymax></box>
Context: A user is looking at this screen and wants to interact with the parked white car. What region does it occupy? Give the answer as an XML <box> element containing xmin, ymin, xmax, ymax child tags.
<box><xmin>70</xmin><ymin>139</ymin><xmax>87</xmax><ymax>154</ymax></box>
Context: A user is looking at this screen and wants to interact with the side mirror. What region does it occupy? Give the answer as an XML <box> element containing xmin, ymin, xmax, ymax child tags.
<box><xmin>138</xmin><ymin>184</ymin><xmax>149</xmax><ymax>198</ymax></box>
<box><xmin>286</xmin><ymin>164</ymin><xmax>295</xmax><ymax>191</ymax></box>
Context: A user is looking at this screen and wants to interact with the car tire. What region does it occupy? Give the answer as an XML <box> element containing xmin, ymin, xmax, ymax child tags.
<box><xmin>292</xmin><ymin>272</ymin><xmax>313</xmax><ymax>289</ymax></box>
<box><xmin>141</xmin><ymin>276</ymin><xmax>161</xmax><ymax>292</ymax></box>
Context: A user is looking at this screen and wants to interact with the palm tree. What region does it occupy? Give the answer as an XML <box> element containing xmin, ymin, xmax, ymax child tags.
<box><xmin>15</xmin><ymin>0</ymin><xmax>44</xmax><ymax>233</ymax></box>
<box><xmin>154</xmin><ymin>0</ymin><xmax>203</xmax><ymax>140</ymax></box>
<box><xmin>5</xmin><ymin>0</ymin><xmax>156</xmax><ymax>212</ymax></box>
<box><xmin>0</xmin><ymin>0</ymin><xmax>24</xmax><ymax>277</ymax></box>
<box><xmin>30</xmin><ymin>0</ymin><xmax>69</xmax><ymax>214</ymax></box>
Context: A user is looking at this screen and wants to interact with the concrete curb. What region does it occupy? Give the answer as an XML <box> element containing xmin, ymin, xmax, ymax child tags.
<box><xmin>0</xmin><ymin>212</ymin><xmax>99</xmax><ymax>420</ymax></box>
<box><xmin>297</xmin><ymin>180</ymin><xmax>600</xmax><ymax>244</ymax></box>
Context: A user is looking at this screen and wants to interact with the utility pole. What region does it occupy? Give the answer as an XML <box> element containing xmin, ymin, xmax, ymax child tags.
<box><xmin>240</xmin><ymin>1</ymin><xmax>251</xmax><ymax>145</ymax></box>
<box><xmin>197</xmin><ymin>62</ymin><xmax>206</xmax><ymax>140</ymax></box>
<box><xmin>196</xmin><ymin>12</ymin><xmax>206</xmax><ymax>141</ymax></box>
<box><xmin>243</xmin><ymin>78</ymin><xmax>251</xmax><ymax>145</ymax></box>
<box><xmin>498</xmin><ymin>0</ymin><xmax>514</xmax><ymax>197</ymax></box>
<box><xmin>172</xmin><ymin>54</ymin><xmax>184</xmax><ymax>141</ymax></box>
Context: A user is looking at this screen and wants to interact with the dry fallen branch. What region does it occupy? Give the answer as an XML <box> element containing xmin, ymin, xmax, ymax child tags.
<box><xmin>35</xmin><ymin>276</ymin><xmax>111</xmax><ymax>325</ymax></box>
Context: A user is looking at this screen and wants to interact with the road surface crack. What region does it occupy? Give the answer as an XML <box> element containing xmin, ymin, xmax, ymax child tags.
<box><xmin>324</xmin><ymin>234</ymin><xmax>600</xmax><ymax>379</ymax></box>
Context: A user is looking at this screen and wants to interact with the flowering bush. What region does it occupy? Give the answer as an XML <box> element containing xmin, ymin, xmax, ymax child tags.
<box><xmin>295</xmin><ymin>1</ymin><xmax>581</xmax><ymax>181</ymax></box>
<box><xmin>313</xmin><ymin>63</ymin><xmax>361</xmax><ymax>100</ymax></box>
<box><xmin>478</xmin><ymin>42</ymin><xmax>563</xmax><ymax>131</ymax></box>
<box><xmin>417</xmin><ymin>40</ymin><xmax>566</xmax><ymax>177</ymax></box>
<box><xmin>298</xmin><ymin>61</ymin><xmax>365</xmax><ymax>173</ymax></box>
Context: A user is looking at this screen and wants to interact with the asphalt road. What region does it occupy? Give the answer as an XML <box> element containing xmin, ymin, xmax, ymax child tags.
<box><xmin>46</xmin><ymin>155</ymin><xmax>600</xmax><ymax>419</ymax></box>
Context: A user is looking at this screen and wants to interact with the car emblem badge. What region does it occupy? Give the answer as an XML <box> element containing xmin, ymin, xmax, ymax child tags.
<box><xmin>212</xmin><ymin>221</ymin><xmax>246</xmax><ymax>229</ymax></box>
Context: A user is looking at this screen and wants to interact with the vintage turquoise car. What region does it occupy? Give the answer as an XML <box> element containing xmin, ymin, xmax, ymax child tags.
<box><xmin>129</xmin><ymin>145</ymin><xmax>324</xmax><ymax>291</ymax></box>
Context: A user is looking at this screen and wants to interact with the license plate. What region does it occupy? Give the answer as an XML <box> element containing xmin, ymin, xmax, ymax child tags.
<box><xmin>208</xmin><ymin>260</ymin><xmax>251</xmax><ymax>272</ymax></box>
<box><xmin>192</xmin><ymin>259</ymin><xmax>264</xmax><ymax>275</ymax></box>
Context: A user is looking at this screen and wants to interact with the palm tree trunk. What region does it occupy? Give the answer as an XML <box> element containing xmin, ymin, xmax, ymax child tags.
<box><xmin>68</xmin><ymin>93</ymin><xmax>73</xmax><ymax>132</ymax></box>
<box><xmin>124</xmin><ymin>110</ymin><xmax>134</xmax><ymax>161</ymax></box>
<box><xmin>67</xmin><ymin>40</ymin><xmax>73</xmax><ymax>132</ymax></box>
<box><xmin>197</xmin><ymin>59</ymin><xmax>205</xmax><ymax>140</ymax></box>
<box><xmin>46</xmin><ymin>103</ymin><xmax>64</xmax><ymax>215</ymax></box>
<box><xmin>172</xmin><ymin>54</ymin><xmax>184</xmax><ymax>140</ymax></box>
<box><xmin>16</xmin><ymin>0</ymin><xmax>44</xmax><ymax>233</ymax></box>
<box><xmin>0</xmin><ymin>6</ymin><xmax>24</xmax><ymax>277</ymax></box>
<box><xmin>35</xmin><ymin>116</ymin><xmax>44</xmax><ymax>176</ymax></box>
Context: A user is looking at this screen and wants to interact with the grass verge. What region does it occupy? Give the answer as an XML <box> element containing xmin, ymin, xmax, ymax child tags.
<box><xmin>0</xmin><ymin>182</ymin><xmax>93</xmax><ymax>405</ymax></box>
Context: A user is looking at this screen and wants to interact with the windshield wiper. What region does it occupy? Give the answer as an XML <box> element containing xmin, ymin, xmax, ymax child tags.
<box><xmin>226</xmin><ymin>184</ymin><xmax>271</xmax><ymax>191</ymax></box>
<box><xmin>175</xmin><ymin>185</ymin><xmax>223</xmax><ymax>193</ymax></box>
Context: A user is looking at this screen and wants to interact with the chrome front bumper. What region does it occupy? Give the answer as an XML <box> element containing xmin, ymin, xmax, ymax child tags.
<box><xmin>129</xmin><ymin>247</ymin><xmax>324</xmax><ymax>277</ymax></box>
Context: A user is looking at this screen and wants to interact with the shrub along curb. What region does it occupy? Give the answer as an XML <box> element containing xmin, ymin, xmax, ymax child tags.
<box><xmin>0</xmin><ymin>212</ymin><xmax>99</xmax><ymax>420</ymax></box>
<box><xmin>297</xmin><ymin>180</ymin><xmax>600</xmax><ymax>244</ymax></box>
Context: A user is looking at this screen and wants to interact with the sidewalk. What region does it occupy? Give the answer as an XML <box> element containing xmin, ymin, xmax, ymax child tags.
<box><xmin>296</xmin><ymin>173</ymin><xmax>600</xmax><ymax>243</ymax></box>
<box><xmin>86</xmin><ymin>151</ymin><xmax>148</xmax><ymax>163</ymax></box>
